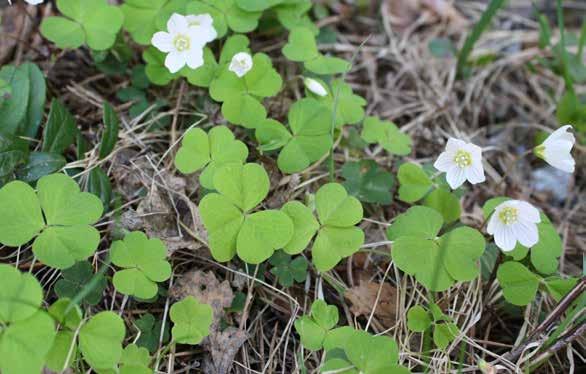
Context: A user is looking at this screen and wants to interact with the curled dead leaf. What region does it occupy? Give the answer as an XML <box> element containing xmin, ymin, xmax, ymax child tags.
<box><xmin>344</xmin><ymin>277</ymin><xmax>398</xmax><ymax>327</ymax></box>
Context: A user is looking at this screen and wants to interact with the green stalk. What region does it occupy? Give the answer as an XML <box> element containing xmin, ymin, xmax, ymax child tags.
<box><xmin>556</xmin><ymin>0</ymin><xmax>574</xmax><ymax>94</ymax></box>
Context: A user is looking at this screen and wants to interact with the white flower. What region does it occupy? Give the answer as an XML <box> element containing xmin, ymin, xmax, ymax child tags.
<box><xmin>433</xmin><ymin>138</ymin><xmax>485</xmax><ymax>189</ymax></box>
<box><xmin>24</xmin><ymin>0</ymin><xmax>44</xmax><ymax>4</ymax></box>
<box><xmin>487</xmin><ymin>200</ymin><xmax>541</xmax><ymax>251</ymax></box>
<box><xmin>304</xmin><ymin>77</ymin><xmax>328</xmax><ymax>97</ymax></box>
<box><xmin>185</xmin><ymin>14</ymin><xmax>217</xmax><ymax>44</ymax></box>
<box><xmin>534</xmin><ymin>125</ymin><xmax>575</xmax><ymax>173</ymax></box>
<box><xmin>151</xmin><ymin>13</ymin><xmax>216</xmax><ymax>74</ymax></box>
<box><xmin>229</xmin><ymin>52</ymin><xmax>253</xmax><ymax>78</ymax></box>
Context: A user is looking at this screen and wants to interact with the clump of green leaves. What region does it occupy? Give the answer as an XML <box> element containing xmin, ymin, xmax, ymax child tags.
<box><xmin>111</xmin><ymin>231</ymin><xmax>172</xmax><ymax>299</ymax></box>
<box><xmin>0</xmin><ymin>173</ymin><xmax>103</xmax><ymax>269</ymax></box>
<box><xmin>175</xmin><ymin>126</ymin><xmax>248</xmax><ymax>189</ymax></box>
<box><xmin>269</xmin><ymin>251</ymin><xmax>308</xmax><ymax>287</ymax></box>
<box><xmin>361</xmin><ymin>116</ymin><xmax>412</xmax><ymax>156</ymax></box>
<box><xmin>294</xmin><ymin>299</ymin><xmax>339</xmax><ymax>351</ymax></box>
<box><xmin>41</xmin><ymin>0</ymin><xmax>124</xmax><ymax>51</ymax></box>
<box><xmin>341</xmin><ymin>160</ymin><xmax>394</xmax><ymax>205</ymax></box>
<box><xmin>388</xmin><ymin>206</ymin><xmax>485</xmax><ymax>291</ymax></box>
<box><xmin>407</xmin><ymin>304</ymin><xmax>459</xmax><ymax>350</ymax></box>
<box><xmin>307</xmin><ymin>79</ymin><xmax>366</xmax><ymax>127</ymax></box>
<box><xmin>170</xmin><ymin>296</ymin><xmax>213</xmax><ymax>345</ymax></box>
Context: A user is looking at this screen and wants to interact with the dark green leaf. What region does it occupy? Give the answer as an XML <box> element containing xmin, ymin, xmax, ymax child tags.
<box><xmin>16</xmin><ymin>152</ymin><xmax>66</xmax><ymax>183</ymax></box>
<box><xmin>17</xmin><ymin>63</ymin><xmax>47</xmax><ymax>139</ymax></box>
<box><xmin>135</xmin><ymin>313</ymin><xmax>170</xmax><ymax>353</ymax></box>
<box><xmin>0</xmin><ymin>131</ymin><xmax>29</xmax><ymax>183</ymax></box>
<box><xmin>0</xmin><ymin>65</ymin><xmax>29</xmax><ymax>135</ymax></box>
<box><xmin>42</xmin><ymin>100</ymin><xmax>76</xmax><ymax>154</ymax></box>
<box><xmin>99</xmin><ymin>102</ymin><xmax>119</xmax><ymax>159</ymax></box>
<box><xmin>87</xmin><ymin>167</ymin><xmax>112</xmax><ymax>211</ymax></box>
<box><xmin>341</xmin><ymin>160</ymin><xmax>394</xmax><ymax>205</ymax></box>
<box><xmin>54</xmin><ymin>261</ymin><xmax>107</xmax><ymax>306</ymax></box>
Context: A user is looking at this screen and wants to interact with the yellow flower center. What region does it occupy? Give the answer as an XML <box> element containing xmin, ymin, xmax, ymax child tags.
<box><xmin>453</xmin><ymin>150</ymin><xmax>472</xmax><ymax>167</ymax></box>
<box><xmin>498</xmin><ymin>207</ymin><xmax>518</xmax><ymax>225</ymax></box>
<box><xmin>173</xmin><ymin>35</ymin><xmax>190</xmax><ymax>52</ymax></box>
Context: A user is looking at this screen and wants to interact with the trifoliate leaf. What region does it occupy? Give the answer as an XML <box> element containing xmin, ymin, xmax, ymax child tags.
<box><xmin>111</xmin><ymin>231</ymin><xmax>172</xmax><ymax>299</ymax></box>
<box><xmin>54</xmin><ymin>261</ymin><xmax>107</xmax><ymax>306</ymax></box>
<box><xmin>312</xmin><ymin>183</ymin><xmax>364</xmax><ymax>271</ymax></box>
<box><xmin>0</xmin><ymin>311</ymin><xmax>56</xmax><ymax>374</ymax></box>
<box><xmin>277</xmin><ymin>98</ymin><xmax>333</xmax><ymax>173</ymax></box>
<box><xmin>407</xmin><ymin>305</ymin><xmax>432</xmax><ymax>332</ymax></box>
<box><xmin>275</xmin><ymin>1</ymin><xmax>318</xmax><ymax>34</ymax></box>
<box><xmin>497</xmin><ymin>261</ymin><xmax>540</xmax><ymax>306</ymax></box>
<box><xmin>0</xmin><ymin>264</ymin><xmax>43</xmax><ymax>323</ymax></box>
<box><xmin>236</xmin><ymin>210</ymin><xmax>294</xmax><ymax>264</ymax></box>
<box><xmin>185</xmin><ymin>0</ymin><xmax>262</xmax><ymax>37</ymax></box>
<box><xmin>397</xmin><ymin>163</ymin><xmax>432</xmax><ymax>202</ymax></box>
<box><xmin>310</xmin><ymin>79</ymin><xmax>366</xmax><ymax>127</ymax></box>
<box><xmin>344</xmin><ymin>330</ymin><xmax>401</xmax><ymax>373</ymax></box>
<box><xmin>213</xmin><ymin>163</ymin><xmax>270</xmax><ymax>212</ymax></box>
<box><xmin>121</xmin><ymin>0</ymin><xmax>168</xmax><ymax>45</ymax></box>
<box><xmin>269</xmin><ymin>251</ymin><xmax>308</xmax><ymax>287</ymax></box>
<box><xmin>41</xmin><ymin>0</ymin><xmax>124</xmax><ymax>50</ymax></box>
<box><xmin>386</xmin><ymin>206</ymin><xmax>443</xmax><ymax>240</ymax></box>
<box><xmin>423</xmin><ymin>188</ymin><xmax>461</xmax><ymax>224</ymax></box>
<box><xmin>282</xmin><ymin>27</ymin><xmax>319</xmax><ymax>62</ymax></box>
<box><xmin>79</xmin><ymin>311</ymin><xmax>126</xmax><ymax>371</ymax></box>
<box><xmin>210</xmin><ymin>53</ymin><xmax>281</xmax><ymax>128</ymax></box>
<box><xmin>135</xmin><ymin>313</ymin><xmax>170</xmax><ymax>353</ymax></box>
<box><xmin>433</xmin><ymin>322</ymin><xmax>458</xmax><ymax>350</ymax></box>
<box><xmin>281</xmin><ymin>201</ymin><xmax>319</xmax><ymax>254</ymax></box>
<box><xmin>294</xmin><ymin>300</ymin><xmax>338</xmax><ymax>351</ymax></box>
<box><xmin>170</xmin><ymin>296</ymin><xmax>213</xmax><ymax>345</ymax></box>
<box><xmin>120</xmin><ymin>344</ymin><xmax>151</xmax><ymax>370</ymax></box>
<box><xmin>341</xmin><ymin>160</ymin><xmax>394</xmax><ymax>204</ymax></box>
<box><xmin>175</xmin><ymin>126</ymin><xmax>248</xmax><ymax>190</ymax></box>
<box><xmin>0</xmin><ymin>181</ymin><xmax>44</xmax><ymax>246</ymax></box>
<box><xmin>530</xmin><ymin>223</ymin><xmax>562</xmax><ymax>275</ymax></box>
<box><xmin>440</xmin><ymin>226</ymin><xmax>485</xmax><ymax>282</ymax></box>
<box><xmin>361</xmin><ymin>116</ymin><xmax>412</xmax><ymax>155</ymax></box>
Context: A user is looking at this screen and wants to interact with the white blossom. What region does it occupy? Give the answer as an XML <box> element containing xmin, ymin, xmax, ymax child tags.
<box><xmin>487</xmin><ymin>200</ymin><xmax>541</xmax><ymax>251</ymax></box>
<box><xmin>433</xmin><ymin>138</ymin><xmax>485</xmax><ymax>189</ymax></box>
<box><xmin>229</xmin><ymin>52</ymin><xmax>253</xmax><ymax>78</ymax></box>
<box><xmin>151</xmin><ymin>13</ymin><xmax>216</xmax><ymax>74</ymax></box>
<box><xmin>22</xmin><ymin>0</ymin><xmax>44</xmax><ymax>4</ymax></box>
<box><xmin>535</xmin><ymin>125</ymin><xmax>576</xmax><ymax>173</ymax></box>
<box><xmin>304</xmin><ymin>77</ymin><xmax>328</xmax><ymax>97</ymax></box>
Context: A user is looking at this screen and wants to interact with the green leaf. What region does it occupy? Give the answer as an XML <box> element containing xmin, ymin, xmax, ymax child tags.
<box><xmin>42</xmin><ymin>99</ymin><xmax>76</xmax><ymax>155</ymax></box>
<box><xmin>79</xmin><ymin>311</ymin><xmax>126</xmax><ymax>371</ymax></box>
<box><xmin>175</xmin><ymin>126</ymin><xmax>248</xmax><ymax>189</ymax></box>
<box><xmin>440</xmin><ymin>226</ymin><xmax>485</xmax><ymax>281</ymax></box>
<box><xmin>41</xmin><ymin>0</ymin><xmax>124</xmax><ymax>50</ymax></box>
<box><xmin>185</xmin><ymin>0</ymin><xmax>262</xmax><ymax>37</ymax></box>
<box><xmin>0</xmin><ymin>311</ymin><xmax>56</xmax><ymax>374</ymax></box>
<box><xmin>46</xmin><ymin>330</ymin><xmax>77</xmax><ymax>372</ymax></box>
<box><xmin>544</xmin><ymin>277</ymin><xmax>577</xmax><ymax>302</ymax></box>
<box><xmin>0</xmin><ymin>65</ymin><xmax>30</xmax><ymax>135</ymax></box>
<box><xmin>121</xmin><ymin>0</ymin><xmax>167</xmax><ymax>45</ymax></box>
<box><xmin>407</xmin><ymin>305</ymin><xmax>432</xmax><ymax>332</ymax></box>
<box><xmin>497</xmin><ymin>261</ymin><xmax>540</xmax><ymax>306</ymax></box>
<box><xmin>15</xmin><ymin>152</ymin><xmax>66</xmax><ymax>183</ymax></box>
<box><xmin>120</xmin><ymin>344</ymin><xmax>151</xmax><ymax>370</ymax></box>
<box><xmin>423</xmin><ymin>188</ymin><xmax>461</xmax><ymax>224</ymax></box>
<box><xmin>305</xmin><ymin>55</ymin><xmax>351</xmax><ymax>75</ymax></box>
<box><xmin>433</xmin><ymin>322</ymin><xmax>458</xmax><ymax>350</ymax></box>
<box><xmin>0</xmin><ymin>181</ymin><xmax>44</xmax><ymax>246</ymax></box>
<box><xmin>255</xmin><ymin>118</ymin><xmax>292</xmax><ymax>152</ymax></box>
<box><xmin>33</xmin><ymin>225</ymin><xmax>101</xmax><ymax>271</ymax></box>
<box><xmin>213</xmin><ymin>163</ymin><xmax>269</xmax><ymax>212</ymax></box>
<box><xmin>135</xmin><ymin>313</ymin><xmax>170</xmax><ymax>353</ymax></box>
<box><xmin>311</xmin><ymin>79</ymin><xmax>365</xmax><ymax>127</ymax></box>
<box><xmin>236</xmin><ymin>0</ymin><xmax>283</xmax><ymax>12</ymax></box>
<box><xmin>0</xmin><ymin>264</ymin><xmax>43</xmax><ymax>323</ymax></box>
<box><xmin>282</xmin><ymin>27</ymin><xmax>319</xmax><ymax>62</ymax></box>
<box><xmin>111</xmin><ymin>231</ymin><xmax>172</xmax><ymax>299</ymax></box>
<box><xmin>294</xmin><ymin>299</ymin><xmax>338</xmax><ymax>351</ymax></box>
<box><xmin>143</xmin><ymin>47</ymin><xmax>178</xmax><ymax>85</ymax></box>
<box><xmin>15</xmin><ymin>63</ymin><xmax>47</xmax><ymax>138</ymax></box>
<box><xmin>237</xmin><ymin>210</ymin><xmax>294</xmax><ymax>264</ymax></box>
<box><xmin>397</xmin><ymin>163</ymin><xmax>432</xmax><ymax>203</ymax></box>
<box><xmin>99</xmin><ymin>102</ymin><xmax>120</xmax><ymax>159</ymax></box>
<box><xmin>386</xmin><ymin>206</ymin><xmax>443</xmax><ymax>240</ymax></box>
<box><xmin>361</xmin><ymin>116</ymin><xmax>412</xmax><ymax>155</ymax></box>
<box><xmin>344</xmin><ymin>330</ymin><xmax>400</xmax><ymax>372</ymax></box>
<box><xmin>269</xmin><ymin>252</ymin><xmax>308</xmax><ymax>287</ymax></box>
<box><xmin>275</xmin><ymin>1</ymin><xmax>317</xmax><ymax>34</ymax></box>
<box><xmin>47</xmin><ymin>298</ymin><xmax>82</xmax><ymax>330</ymax></box>
<box><xmin>316</xmin><ymin>183</ymin><xmax>363</xmax><ymax>227</ymax></box>
<box><xmin>0</xmin><ymin>131</ymin><xmax>29</xmax><ymax>184</ymax></box>
<box><xmin>277</xmin><ymin>98</ymin><xmax>333</xmax><ymax>173</ymax></box>
<box><xmin>341</xmin><ymin>160</ymin><xmax>394</xmax><ymax>204</ymax></box>
<box><xmin>311</xmin><ymin>300</ymin><xmax>339</xmax><ymax>330</ymax></box>
<box><xmin>281</xmin><ymin>201</ymin><xmax>319</xmax><ymax>254</ymax></box>
<box><xmin>54</xmin><ymin>261</ymin><xmax>107</xmax><ymax>306</ymax></box>
<box><xmin>482</xmin><ymin>196</ymin><xmax>510</xmax><ymax>219</ymax></box>
<box><xmin>530</xmin><ymin>223</ymin><xmax>562</xmax><ymax>275</ymax></box>
<box><xmin>87</xmin><ymin>166</ymin><xmax>112</xmax><ymax>210</ymax></box>
<box><xmin>170</xmin><ymin>296</ymin><xmax>213</xmax><ymax>345</ymax></box>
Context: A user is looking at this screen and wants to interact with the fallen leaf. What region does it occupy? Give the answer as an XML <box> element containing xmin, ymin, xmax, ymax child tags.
<box><xmin>0</xmin><ymin>5</ymin><xmax>36</xmax><ymax>64</ymax></box>
<box><xmin>204</xmin><ymin>327</ymin><xmax>248</xmax><ymax>374</ymax></box>
<box><xmin>344</xmin><ymin>277</ymin><xmax>398</xmax><ymax>327</ymax></box>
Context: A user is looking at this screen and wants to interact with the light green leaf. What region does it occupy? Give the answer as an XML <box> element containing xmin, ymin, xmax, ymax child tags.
<box><xmin>79</xmin><ymin>311</ymin><xmax>126</xmax><ymax>371</ymax></box>
<box><xmin>121</xmin><ymin>0</ymin><xmax>167</xmax><ymax>45</ymax></box>
<box><xmin>305</xmin><ymin>55</ymin><xmax>351</xmax><ymax>75</ymax></box>
<box><xmin>345</xmin><ymin>330</ymin><xmax>400</xmax><ymax>372</ymax></box>
<box><xmin>111</xmin><ymin>231</ymin><xmax>171</xmax><ymax>299</ymax></box>
<box><xmin>386</xmin><ymin>206</ymin><xmax>443</xmax><ymax>240</ymax></box>
<box><xmin>497</xmin><ymin>261</ymin><xmax>540</xmax><ymax>306</ymax></box>
<box><xmin>433</xmin><ymin>323</ymin><xmax>458</xmax><ymax>350</ymax></box>
<box><xmin>46</xmin><ymin>330</ymin><xmax>77</xmax><ymax>372</ymax></box>
<box><xmin>237</xmin><ymin>210</ymin><xmax>294</xmax><ymax>264</ymax></box>
<box><xmin>199</xmin><ymin>193</ymin><xmax>244</xmax><ymax>262</ymax></box>
<box><xmin>423</xmin><ymin>188</ymin><xmax>461</xmax><ymax>224</ymax></box>
<box><xmin>170</xmin><ymin>296</ymin><xmax>213</xmax><ymax>345</ymax></box>
<box><xmin>311</xmin><ymin>79</ymin><xmax>365</xmax><ymax>127</ymax></box>
<box><xmin>313</xmin><ymin>226</ymin><xmax>364</xmax><ymax>272</ymax></box>
<box><xmin>282</xmin><ymin>27</ymin><xmax>319</xmax><ymax>62</ymax></box>
<box><xmin>39</xmin><ymin>17</ymin><xmax>84</xmax><ymax>49</ymax></box>
<box><xmin>33</xmin><ymin>225</ymin><xmax>100</xmax><ymax>269</ymax></box>
<box><xmin>0</xmin><ymin>264</ymin><xmax>43</xmax><ymax>323</ymax></box>
<box><xmin>530</xmin><ymin>223</ymin><xmax>562</xmax><ymax>275</ymax></box>
<box><xmin>255</xmin><ymin>119</ymin><xmax>292</xmax><ymax>152</ymax></box>
<box><xmin>213</xmin><ymin>163</ymin><xmax>269</xmax><ymax>212</ymax></box>
<box><xmin>316</xmin><ymin>183</ymin><xmax>363</xmax><ymax>227</ymax></box>
<box><xmin>440</xmin><ymin>226</ymin><xmax>485</xmax><ymax>281</ymax></box>
<box><xmin>361</xmin><ymin>116</ymin><xmax>412</xmax><ymax>156</ymax></box>
<box><xmin>281</xmin><ymin>201</ymin><xmax>319</xmax><ymax>254</ymax></box>
<box><xmin>294</xmin><ymin>316</ymin><xmax>325</xmax><ymax>351</ymax></box>
<box><xmin>0</xmin><ymin>311</ymin><xmax>56</xmax><ymax>374</ymax></box>
<box><xmin>0</xmin><ymin>181</ymin><xmax>44</xmax><ymax>246</ymax></box>
<box><xmin>397</xmin><ymin>163</ymin><xmax>432</xmax><ymax>202</ymax></box>
<box><xmin>407</xmin><ymin>305</ymin><xmax>432</xmax><ymax>332</ymax></box>
<box><xmin>143</xmin><ymin>47</ymin><xmax>177</xmax><ymax>85</ymax></box>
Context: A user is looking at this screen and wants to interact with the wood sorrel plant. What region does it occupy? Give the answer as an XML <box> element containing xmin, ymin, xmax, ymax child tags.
<box><xmin>0</xmin><ymin>0</ymin><xmax>581</xmax><ymax>373</ymax></box>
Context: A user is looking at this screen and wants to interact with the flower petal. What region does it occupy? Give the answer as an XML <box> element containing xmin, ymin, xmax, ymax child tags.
<box><xmin>512</xmin><ymin>220</ymin><xmax>539</xmax><ymax>248</ymax></box>
<box><xmin>516</xmin><ymin>201</ymin><xmax>541</xmax><ymax>223</ymax></box>
<box><xmin>494</xmin><ymin>225</ymin><xmax>516</xmax><ymax>251</ymax></box>
<box><xmin>167</xmin><ymin>13</ymin><xmax>189</xmax><ymax>34</ymax></box>
<box><xmin>446</xmin><ymin>165</ymin><xmax>466</xmax><ymax>189</ymax></box>
<box><xmin>165</xmin><ymin>51</ymin><xmax>186</xmax><ymax>74</ymax></box>
<box><xmin>543</xmin><ymin>125</ymin><xmax>575</xmax><ymax>146</ymax></box>
<box><xmin>445</xmin><ymin>138</ymin><xmax>466</xmax><ymax>153</ymax></box>
<box><xmin>152</xmin><ymin>32</ymin><xmax>174</xmax><ymax>53</ymax></box>
<box><xmin>465</xmin><ymin>162</ymin><xmax>485</xmax><ymax>184</ymax></box>
<box><xmin>185</xmin><ymin>47</ymin><xmax>204</xmax><ymax>70</ymax></box>
<box><xmin>433</xmin><ymin>151</ymin><xmax>454</xmax><ymax>172</ymax></box>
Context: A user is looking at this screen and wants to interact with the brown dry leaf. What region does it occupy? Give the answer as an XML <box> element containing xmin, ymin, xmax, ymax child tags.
<box><xmin>387</xmin><ymin>0</ymin><xmax>468</xmax><ymax>33</ymax></box>
<box><xmin>171</xmin><ymin>270</ymin><xmax>247</xmax><ymax>374</ymax></box>
<box><xmin>344</xmin><ymin>277</ymin><xmax>398</xmax><ymax>327</ymax></box>
<box><xmin>0</xmin><ymin>5</ymin><xmax>36</xmax><ymax>64</ymax></box>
